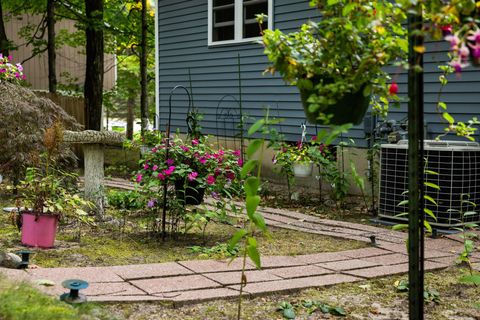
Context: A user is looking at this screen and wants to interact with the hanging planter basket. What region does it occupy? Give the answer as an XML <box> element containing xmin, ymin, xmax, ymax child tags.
<box><xmin>293</xmin><ymin>162</ymin><xmax>313</xmax><ymax>177</ymax></box>
<box><xmin>299</xmin><ymin>83</ymin><xmax>371</xmax><ymax>126</ymax></box>
<box><xmin>174</xmin><ymin>179</ymin><xmax>205</xmax><ymax>205</ymax></box>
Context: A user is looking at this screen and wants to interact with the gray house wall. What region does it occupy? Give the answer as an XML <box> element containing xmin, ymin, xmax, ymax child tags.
<box><xmin>157</xmin><ymin>0</ymin><xmax>480</xmax><ymax>146</ymax></box>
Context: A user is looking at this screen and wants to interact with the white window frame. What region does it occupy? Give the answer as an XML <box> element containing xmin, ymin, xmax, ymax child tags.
<box><xmin>208</xmin><ymin>0</ymin><xmax>273</xmax><ymax>46</ymax></box>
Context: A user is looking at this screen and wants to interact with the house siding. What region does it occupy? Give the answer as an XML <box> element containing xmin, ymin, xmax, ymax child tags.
<box><xmin>158</xmin><ymin>0</ymin><xmax>480</xmax><ymax>145</ymax></box>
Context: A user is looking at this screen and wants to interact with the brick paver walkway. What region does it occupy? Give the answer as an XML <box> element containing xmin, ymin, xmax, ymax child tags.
<box><xmin>1</xmin><ymin>200</ymin><xmax>469</xmax><ymax>306</ymax></box>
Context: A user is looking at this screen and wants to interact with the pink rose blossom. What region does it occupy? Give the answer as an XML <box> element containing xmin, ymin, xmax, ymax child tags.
<box><xmin>225</xmin><ymin>171</ymin><xmax>235</xmax><ymax>181</ymax></box>
<box><xmin>136</xmin><ymin>174</ymin><xmax>143</xmax><ymax>183</ymax></box>
<box><xmin>166</xmin><ymin>158</ymin><xmax>174</xmax><ymax>165</ymax></box>
<box><xmin>237</xmin><ymin>159</ymin><xmax>243</xmax><ymax>166</ymax></box>
<box><xmin>143</xmin><ymin>163</ymin><xmax>149</xmax><ymax>170</ymax></box>
<box><xmin>199</xmin><ymin>156</ymin><xmax>207</xmax><ymax>164</ymax></box>
<box><xmin>180</xmin><ymin>146</ymin><xmax>189</xmax><ymax>152</ymax></box>
<box><xmin>232</xmin><ymin>150</ymin><xmax>241</xmax><ymax>157</ymax></box>
<box><xmin>157</xmin><ymin>173</ymin><xmax>165</xmax><ymax>180</ymax></box>
<box><xmin>206</xmin><ymin>175</ymin><xmax>216</xmax><ymax>185</ymax></box>
<box><xmin>192</xmin><ymin>139</ymin><xmax>199</xmax><ymax>145</ymax></box>
<box><xmin>152</xmin><ymin>165</ymin><xmax>158</xmax><ymax>171</ymax></box>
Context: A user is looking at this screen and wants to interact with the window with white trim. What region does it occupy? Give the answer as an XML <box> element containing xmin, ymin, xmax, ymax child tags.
<box><xmin>208</xmin><ymin>0</ymin><xmax>272</xmax><ymax>45</ymax></box>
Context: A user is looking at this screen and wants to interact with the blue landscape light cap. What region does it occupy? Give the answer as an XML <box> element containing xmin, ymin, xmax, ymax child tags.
<box><xmin>62</xmin><ymin>279</ymin><xmax>89</xmax><ymax>290</ymax></box>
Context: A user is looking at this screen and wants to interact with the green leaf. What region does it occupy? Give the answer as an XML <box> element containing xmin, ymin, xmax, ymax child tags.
<box><xmin>244</xmin><ymin>176</ymin><xmax>260</xmax><ymax>197</ymax></box>
<box><xmin>424</xmin><ymin>170</ymin><xmax>439</xmax><ymax>175</ymax></box>
<box><xmin>442</xmin><ymin>112</ymin><xmax>455</xmax><ymax>124</ymax></box>
<box><xmin>424</xmin><ymin>182</ymin><xmax>440</xmax><ymax>190</ymax></box>
<box><xmin>464</xmin><ymin>211</ymin><xmax>477</xmax><ymax>217</ymax></box>
<box><xmin>247</xmin><ymin>237</ymin><xmax>261</xmax><ymax>268</ymax></box>
<box><xmin>251</xmin><ymin>212</ymin><xmax>267</xmax><ymax>231</ymax></box>
<box><xmin>327</xmin><ymin>0</ymin><xmax>340</xmax><ymax>5</ymax></box>
<box><xmin>282</xmin><ymin>308</ymin><xmax>296</xmax><ymax>319</ymax></box>
<box><xmin>229</xmin><ymin>229</ymin><xmax>247</xmax><ymax>250</ymax></box>
<box><xmin>240</xmin><ymin>159</ymin><xmax>258</xmax><ymax>179</ymax></box>
<box><xmin>424</xmin><ymin>208</ymin><xmax>437</xmax><ymax>221</ymax></box>
<box><xmin>246</xmin><ymin>195</ymin><xmax>261</xmax><ymax>219</ymax></box>
<box><xmin>248</xmin><ymin>119</ymin><xmax>265</xmax><ymax>136</ymax></box>
<box><xmin>424</xmin><ymin>220</ymin><xmax>433</xmax><ymax>233</ymax></box>
<box><xmin>331</xmin><ymin>306</ymin><xmax>346</xmax><ymax>316</ymax></box>
<box><xmin>424</xmin><ymin>195</ymin><xmax>437</xmax><ymax>206</ymax></box>
<box><xmin>459</xmin><ymin>275</ymin><xmax>480</xmax><ymax>285</ymax></box>
<box><xmin>392</xmin><ymin>224</ymin><xmax>408</xmax><ymax>231</ymax></box>
<box><xmin>342</xmin><ymin>3</ymin><xmax>355</xmax><ymax>16</ymax></box>
<box><xmin>397</xmin><ymin>200</ymin><xmax>409</xmax><ymax>206</ymax></box>
<box><xmin>247</xmin><ymin>139</ymin><xmax>263</xmax><ymax>158</ymax></box>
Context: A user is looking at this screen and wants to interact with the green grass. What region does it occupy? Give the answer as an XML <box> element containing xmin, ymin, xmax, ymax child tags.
<box><xmin>0</xmin><ymin>275</ymin><xmax>112</xmax><ymax>320</ymax></box>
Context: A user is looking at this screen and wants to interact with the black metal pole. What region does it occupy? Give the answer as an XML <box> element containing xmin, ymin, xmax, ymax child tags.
<box><xmin>407</xmin><ymin>7</ymin><xmax>425</xmax><ymax>320</ymax></box>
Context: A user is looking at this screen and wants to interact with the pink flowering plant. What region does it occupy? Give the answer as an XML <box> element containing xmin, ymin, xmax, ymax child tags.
<box><xmin>0</xmin><ymin>55</ymin><xmax>25</xmax><ymax>83</ymax></box>
<box><xmin>135</xmin><ymin>134</ymin><xmax>243</xmax><ymax>201</ymax></box>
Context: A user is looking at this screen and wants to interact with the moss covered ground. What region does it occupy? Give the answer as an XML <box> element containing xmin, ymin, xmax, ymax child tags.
<box><xmin>0</xmin><ymin>195</ymin><xmax>366</xmax><ymax>268</ymax></box>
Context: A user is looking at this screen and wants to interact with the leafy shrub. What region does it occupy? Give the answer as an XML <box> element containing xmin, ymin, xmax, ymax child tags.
<box><xmin>0</xmin><ymin>81</ymin><xmax>80</xmax><ymax>182</ymax></box>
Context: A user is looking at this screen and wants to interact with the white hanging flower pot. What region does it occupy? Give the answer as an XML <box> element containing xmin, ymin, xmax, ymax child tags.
<box><xmin>293</xmin><ymin>162</ymin><xmax>313</xmax><ymax>177</ymax></box>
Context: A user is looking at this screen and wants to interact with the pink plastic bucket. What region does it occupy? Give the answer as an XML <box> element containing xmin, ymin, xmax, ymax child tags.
<box><xmin>21</xmin><ymin>213</ymin><xmax>58</xmax><ymax>248</ymax></box>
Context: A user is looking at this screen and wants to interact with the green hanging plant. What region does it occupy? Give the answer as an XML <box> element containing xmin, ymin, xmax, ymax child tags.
<box><xmin>260</xmin><ymin>1</ymin><xmax>406</xmax><ymax>125</ymax></box>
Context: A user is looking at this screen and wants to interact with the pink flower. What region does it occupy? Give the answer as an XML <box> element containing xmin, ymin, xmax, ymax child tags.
<box><xmin>164</xmin><ymin>165</ymin><xmax>176</xmax><ymax>176</ymax></box>
<box><xmin>166</xmin><ymin>158</ymin><xmax>174</xmax><ymax>165</ymax></box>
<box><xmin>440</xmin><ymin>25</ymin><xmax>452</xmax><ymax>36</ymax></box>
<box><xmin>143</xmin><ymin>163</ymin><xmax>149</xmax><ymax>170</ymax></box>
<box><xmin>16</xmin><ymin>63</ymin><xmax>23</xmax><ymax>71</ymax></box>
<box><xmin>214</xmin><ymin>168</ymin><xmax>222</xmax><ymax>176</ymax></box>
<box><xmin>450</xmin><ymin>59</ymin><xmax>467</xmax><ymax>74</ymax></box>
<box><xmin>7</xmin><ymin>55</ymin><xmax>11</xmax><ymax>61</ymax></box>
<box><xmin>21</xmin><ymin>75</ymin><xmax>26</xmax><ymax>80</ymax></box>
<box><xmin>218</xmin><ymin>150</ymin><xmax>224</xmax><ymax>156</ymax></box>
<box><xmin>459</xmin><ymin>44</ymin><xmax>470</xmax><ymax>59</ymax></box>
<box><xmin>180</xmin><ymin>146</ymin><xmax>189</xmax><ymax>152</ymax></box>
<box><xmin>237</xmin><ymin>158</ymin><xmax>243</xmax><ymax>167</ymax></box>
<box><xmin>233</xmin><ymin>150</ymin><xmax>241</xmax><ymax>157</ymax></box>
<box><xmin>311</xmin><ymin>136</ymin><xmax>317</xmax><ymax>141</ymax></box>
<box><xmin>206</xmin><ymin>175</ymin><xmax>216</xmax><ymax>185</ymax></box>
<box><xmin>225</xmin><ymin>171</ymin><xmax>235</xmax><ymax>180</ymax></box>
<box><xmin>136</xmin><ymin>174</ymin><xmax>143</xmax><ymax>183</ymax></box>
<box><xmin>467</xmin><ymin>29</ymin><xmax>480</xmax><ymax>44</ymax></box>
<box><xmin>188</xmin><ymin>171</ymin><xmax>198</xmax><ymax>181</ymax></box>
<box><xmin>151</xmin><ymin>147</ymin><xmax>158</xmax><ymax>153</ymax></box>
<box><xmin>157</xmin><ymin>173</ymin><xmax>165</xmax><ymax>180</ymax></box>
<box><xmin>152</xmin><ymin>165</ymin><xmax>158</xmax><ymax>171</ymax></box>
<box><xmin>199</xmin><ymin>156</ymin><xmax>207</xmax><ymax>164</ymax></box>
<box><xmin>445</xmin><ymin>34</ymin><xmax>460</xmax><ymax>48</ymax></box>
<box><xmin>389</xmin><ymin>81</ymin><xmax>398</xmax><ymax>95</ymax></box>
<box><xmin>192</xmin><ymin>139</ymin><xmax>199</xmax><ymax>145</ymax></box>
<box><xmin>469</xmin><ymin>43</ymin><xmax>480</xmax><ymax>58</ymax></box>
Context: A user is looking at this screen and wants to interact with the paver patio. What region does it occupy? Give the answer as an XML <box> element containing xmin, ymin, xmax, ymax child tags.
<box><xmin>0</xmin><ymin>200</ymin><xmax>464</xmax><ymax>306</ymax></box>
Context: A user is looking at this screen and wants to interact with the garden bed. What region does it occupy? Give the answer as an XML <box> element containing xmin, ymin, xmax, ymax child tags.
<box><xmin>0</xmin><ymin>196</ymin><xmax>367</xmax><ymax>268</ymax></box>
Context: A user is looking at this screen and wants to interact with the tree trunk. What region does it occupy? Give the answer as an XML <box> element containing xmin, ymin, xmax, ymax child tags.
<box><xmin>0</xmin><ymin>0</ymin><xmax>10</xmax><ymax>56</ymax></box>
<box><xmin>84</xmin><ymin>0</ymin><xmax>104</xmax><ymax>131</ymax></box>
<box><xmin>140</xmin><ymin>0</ymin><xmax>148</xmax><ymax>135</ymax></box>
<box><xmin>47</xmin><ymin>0</ymin><xmax>57</xmax><ymax>93</ymax></box>
<box><xmin>126</xmin><ymin>88</ymin><xmax>135</xmax><ymax>140</ymax></box>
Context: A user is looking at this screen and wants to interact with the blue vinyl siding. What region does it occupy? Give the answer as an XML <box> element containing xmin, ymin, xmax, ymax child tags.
<box><xmin>158</xmin><ymin>0</ymin><xmax>480</xmax><ymax>145</ymax></box>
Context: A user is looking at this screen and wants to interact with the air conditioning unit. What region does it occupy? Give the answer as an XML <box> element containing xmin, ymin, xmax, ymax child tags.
<box><xmin>378</xmin><ymin>140</ymin><xmax>480</xmax><ymax>228</ymax></box>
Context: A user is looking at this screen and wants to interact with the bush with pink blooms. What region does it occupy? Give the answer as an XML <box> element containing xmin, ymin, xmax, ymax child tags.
<box><xmin>0</xmin><ymin>55</ymin><xmax>25</xmax><ymax>84</ymax></box>
<box><xmin>135</xmin><ymin>134</ymin><xmax>243</xmax><ymax>200</ymax></box>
